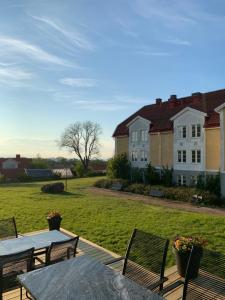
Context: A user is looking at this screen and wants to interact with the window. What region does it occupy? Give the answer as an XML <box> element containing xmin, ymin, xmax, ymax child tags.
<box><xmin>131</xmin><ymin>151</ymin><xmax>138</xmax><ymax>162</ymax></box>
<box><xmin>141</xmin><ymin>150</ymin><xmax>148</xmax><ymax>162</ymax></box>
<box><xmin>141</xmin><ymin>130</ymin><xmax>148</xmax><ymax>142</ymax></box>
<box><xmin>192</xmin><ymin>150</ymin><xmax>201</xmax><ymax>163</ymax></box>
<box><xmin>192</xmin><ymin>124</ymin><xmax>201</xmax><ymax>138</ymax></box>
<box><xmin>177</xmin><ymin>150</ymin><xmax>186</xmax><ymax>163</ymax></box>
<box><xmin>177</xmin><ymin>126</ymin><xmax>186</xmax><ymax>138</ymax></box>
<box><xmin>190</xmin><ymin>175</ymin><xmax>198</xmax><ymax>186</ymax></box>
<box><xmin>131</xmin><ymin>131</ymin><xmax>138</xmax><ymax>142</ymax></box>
<box><xmin>177</xmin><ymin>175</ymin><xmax>186</xmax><ymax>186</ymax></box>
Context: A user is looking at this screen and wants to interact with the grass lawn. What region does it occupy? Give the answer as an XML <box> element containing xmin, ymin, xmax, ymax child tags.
<box><xmin>0</xmin><ymin>177</ymin><xmax>225</xmax><ymax>266</ymax></box>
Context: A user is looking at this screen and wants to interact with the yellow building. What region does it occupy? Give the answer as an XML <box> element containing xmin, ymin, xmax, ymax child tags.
<box><xmin>113</xmin><ymin>89</ymin><xmax>225</xmax><ymax>190</ymax></box>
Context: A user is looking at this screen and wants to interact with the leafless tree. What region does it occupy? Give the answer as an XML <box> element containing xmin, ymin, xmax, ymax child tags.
<box><xmin>59</xmin><ymin>121</ymin><xmax>102</xmax><ymax>172</ymax></box>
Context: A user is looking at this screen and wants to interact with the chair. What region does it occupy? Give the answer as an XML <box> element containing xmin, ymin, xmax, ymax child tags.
<box><xmin>161</xmin><ymin>247</ymin><xmax>225</xmax><ymax>300</ymax></box>
<box><xmin>0</xmin><ymin>217</ymin><xmax>18</xmax><ymax>240</ymax></box>
<box><xmin>46</xmin><ymin>236</ymin><xmax>79</xmax><ymax>266</ymax></box>
<box><xmin>105</xmin><ymin>229</ymin><xmax>169</xmax><ymax>291</ymax></box>
<box><xmin>0</xmin><ymin>247</ymin><xmax>34</xmax><ymax>300</ymax></box>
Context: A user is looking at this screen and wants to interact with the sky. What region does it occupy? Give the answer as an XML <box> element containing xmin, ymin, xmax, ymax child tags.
<box><xmin>1</xmin><ymin>0</ymin><xmax>225</xmax><ymax>159</ymax></box>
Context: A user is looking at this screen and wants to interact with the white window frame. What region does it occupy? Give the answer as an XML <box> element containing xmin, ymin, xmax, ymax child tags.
<box><xmin>177</xmin><ymin>126</ymin><xmax>187</xmax><ymax>139</ymax></box>
<box><xmin>192</xmin><ymin>124</ymin><xmax>201</xmax><ymax>138</ymax></box>
<box><xmin>177</xmin><ymin>174</ymin><xmax>186</xmax><ymax>186</ymax></box>
<box><xmin>177</xmin><ymin>150</ymin><xmax>186</xmax><ymax>163</ymax></box>
<box><xmin>131</xmin><ymin>151</ymin><xmax>138</xmax><ymax>162</ymax></box>
<box><xmin>141</xmin><ymin>130</ymin><xmax>148</xmax><ymax>142</ymax></box>
<box><xmin>192</xmin><ymin>149</ymin><xmax>201</xmax><ymax>164</ymax></box>
<box><xmin>190</xmin><ymin>175</ymin><xmax>198</xmax><ymax>186</ymax></box>
<box><xmin>131</xmin><ymin>131</ymin><xmax>138</xmax><ymax>142</ymax></box>
<box><xmin>140</xmin><ymin>150</ymin><xmax>148</xmax><ymax>162</ymax></box>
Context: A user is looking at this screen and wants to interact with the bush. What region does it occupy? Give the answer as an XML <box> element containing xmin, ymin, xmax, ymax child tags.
<box><xmin>94</xmin><ymin>178</ymin><xmax>129</xmax><ymax>190</ymax></box>
<box><xmin>107</xmin><ymin>153</ymin><xmax>130</xmax><ymax>180</ymax></box>
<box><xmin>197</xmin><ymin>190</ymin><xmax>222</xmax><ymax>206</ymax></box>
<box><xmin>124</xmin><ymin>183</ymin><xmax>146</xmax><ymax>195</ymax></box>
<box><xmin>0</xmin><ymin>174</ymin><xmax>6</xmax><ymax>183</ymax></box>
<box><xmin>196</xmin><ymin>175</ymin><xmax>205</xmax><ymax>190</ymax></box>
<box><xmin>205</xmin><ymin>173</ymin><xmax>220</xmax><ymax>196</ymax></box>
<box><xmin>161</xmin><ymin>166</ymin><xmax>173</xmax><ymax>187</ymax></box>
<box><xmin>41</xmin><ymin>182</ymin><xmax>64</xmax><ymax>194</ymax></box>
<box><xmin>74</xmin><ymin>161</ymin><xmax>85</xmax><ymax>178</ymax></box>
<box><xmin>130</xmin><ymin>168</ymin><xmax>144</xmax><ymax>183</ymax></box>
<box><xmin>145</xmin><ymin>163</ymin><xmax>160</xmax><ymax>185</ymax></box>
<box><xmin>17</xmin><ymin>174</ymin><xmax>33</xmax><ymax>182</ymax></box>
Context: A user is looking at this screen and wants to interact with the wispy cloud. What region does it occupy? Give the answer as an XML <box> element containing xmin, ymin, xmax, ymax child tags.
<box><xmin>165</xmin><ymin>37</ymin><xmax>191</xmax><ymax>46</ymax></box>
<box><xmin>59</xmin><ymin>78</ymin><xmax>97</xmax><ymax>87</ymax></box>
<box><xmin>53</xmin><ymin>92</ymin><xmax>148</xmax><ymax>111</ymax></box>
<box><xmin>0</xmin><ymin>67</ymin><xmax>33</xmax><ymax>87</ymax></box>
<box><xmin>30</xmin><ymin>15</ymin><xmax>94</xmax><ymax>51</ymax></box>
<box><xmin>0</xmin><ymin>35</ymin><xmax>70</xmax><ymax>66</ymax></box>
<box><xmin>135</xmin><ymin>50</ymin><xmax>172</xmax><ymax>56</ymax></box>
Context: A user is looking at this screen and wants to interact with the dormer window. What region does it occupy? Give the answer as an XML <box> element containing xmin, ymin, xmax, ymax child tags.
<box><xmin>131</xmin><ymin>131</ymin><xmax>138</xmax><ymax>142</ymax></box>
<box><xmin>141</xmin><ymin>130</ymin><xmax>148</xmax><ymax>142</ymax></box>
<box><xmin>192</xmin><ymin>124</ymin><xmax>201</xmax><ymax>138</ymax></box>
<box><xmin>177</xmin><ymin>126</ymin><xmax>186</xmax><ymax>138</ymax></box>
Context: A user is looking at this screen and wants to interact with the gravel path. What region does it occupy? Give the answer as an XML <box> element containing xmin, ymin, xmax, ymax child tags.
<box><xmin>88</xmin><ymin>187</ymin><xmax>225</xmax><ymax>217</ymax></box>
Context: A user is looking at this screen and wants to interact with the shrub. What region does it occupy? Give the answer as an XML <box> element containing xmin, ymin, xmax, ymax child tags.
<box><xmin>162</xmin><ymin>186</ymin><xmax>195</xmax><ymax>202</ymax></box>
<box><xmin>196</xmin><ymin>175</ymin><xmax>205</xmax><ymax>190</ymax></box>
<box><xmin>197</xmin><ymin>190</ymin><xmax>222</xmax><ymax>206</ymax></box>
<box><xmin>205</xmin><ymin>173</ymin><xmax>220</xmax><ymax>196</ymax></box>
<box><xmin>107</xmin><ymin>153</ymin><xmax>130</xmax><ymax>180</ymax></box>
<box><xmin>94</xmin><ymin>178</ymin><xmax>129</xmax><ymax>190</ymax></box>
<box><xmin>124</xmin><ymin>183</ymin><xmax>146</xmax><ymax>195</ymax></box>
<box><xmin>143</xmin><ymin>185</ymin><xmax>151</xmax><ymax>195</ymax></box>
<box><xmin>74</xmin><ymin>161</ymin><xmax>85</xmax><ymax>178</ymax></box>
<box><xmin>145</xmin><ymin>163</ymin><xmax>160</xmax><ymax>185</ymax></box>
<box><xmin>130</xmin><ymin>167</ymin><xmax>144</xmax><ymax>183</ymax></box>
<box><xmin>161</xmin><ymin>166</ymin><xmax>173</xmax><ymax>187</ymax></box>
<box><xmin>0</xmin><ymin>174</ymin><xmax>6</xmax><ymax>183</ymax></box>
<box><xmin>41</xmin><ymin>182</ymin><xmax>64</xmax><ymax>194</ymax></box>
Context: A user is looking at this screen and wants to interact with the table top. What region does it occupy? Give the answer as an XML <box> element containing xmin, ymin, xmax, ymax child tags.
<box><xmin>18</xmin><ymin>255</ymin><xmax>163</xmax><ymax>300</ymax></box>
<box><xmin>0</xmin><ymin>230</ymin><xmax>70</xmax><ymax>255</ymax></box>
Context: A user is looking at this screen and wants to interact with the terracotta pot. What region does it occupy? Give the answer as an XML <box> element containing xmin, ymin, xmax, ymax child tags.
<box><xmin>47</xmin><ymin>216</ymin><xmax>62</xmax><ymax>231</ymax></box>
<box><xmin>173</xmin><ymin>247</ymin><xmax>202</xmax><ymax>279</ymax></box>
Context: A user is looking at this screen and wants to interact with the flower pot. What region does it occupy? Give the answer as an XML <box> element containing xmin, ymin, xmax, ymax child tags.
<box><xmin>173</xmin><ymin>247</ymin><xmax>202</xmax><ymax>279</ymax></box>
<box><xmin>47</xmin><ymin>216</ymin><xmax>62</xmax><ymax>231</ymax></box>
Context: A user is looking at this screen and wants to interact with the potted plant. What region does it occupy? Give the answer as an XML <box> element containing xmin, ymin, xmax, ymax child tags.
<box><xmin>173</xmin><ymin>236</ymin><xmax>207</xmax><ymax>279</ymax></box>
<box><xmin>47</xmin><ymin>211</ymin><xmax>62</xmax><ymax>231</ymax></box>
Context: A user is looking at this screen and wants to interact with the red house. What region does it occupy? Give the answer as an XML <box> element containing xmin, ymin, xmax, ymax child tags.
<box><xmin>0</xmin><ymin>154</ymin><xmax>32</xmax><ymax>179</ymax></box>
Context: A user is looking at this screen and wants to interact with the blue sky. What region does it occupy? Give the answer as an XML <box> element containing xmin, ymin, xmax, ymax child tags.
<box><xmin>1</xmin><ymin>0</ymin><xmax>225</xmax><ymax>158</ymax></box>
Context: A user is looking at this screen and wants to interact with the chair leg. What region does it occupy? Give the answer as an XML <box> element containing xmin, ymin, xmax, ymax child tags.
<box><xmin>26</xmin><ymin>291</ymin><xmax>32</xmax><ymax>300</ymax></box>
<box><xmin>20</xmin><ymin>286</ymin><xmax>23</xmax><ymax>300</ymax></box>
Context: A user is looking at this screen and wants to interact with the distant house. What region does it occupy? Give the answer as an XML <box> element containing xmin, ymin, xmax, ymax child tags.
<box><xmin>25</xmin><ymin>169</ymin><xmax>54</xmax><ymax>179</ymax></box>
<box><xmin>52</xmin><ymin>168</ymin><xmax>74</xmax><ymax>178</ymax></box>
<box><xmin>0</xmin><ymin>154</ymin><xmax>31</xmax><ymax>179</ymax></box>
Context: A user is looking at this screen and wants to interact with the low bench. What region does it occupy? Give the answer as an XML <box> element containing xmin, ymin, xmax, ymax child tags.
<box><xmin>149</xmin><ymin>189</ymin><xmax>165</xmax><ymax>198</ymax></box>
<box><xmin>111</xmin><ymin>183</ymin><xmax>123</xmax><ymax>191</ymax></box>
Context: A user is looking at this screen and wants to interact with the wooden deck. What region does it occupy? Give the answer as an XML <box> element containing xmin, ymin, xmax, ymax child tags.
<box><xmin>3</xmin><ymin>228</ymin><xmax>182</xmax><ymax>300</ymax></box>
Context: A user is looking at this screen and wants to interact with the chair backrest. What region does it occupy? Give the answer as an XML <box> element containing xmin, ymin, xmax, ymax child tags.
<box><xmin>46</xmin><ymin>236</ymin><xmax>79</xmax><ymax>265</ymax></box>
<box><xmin>0</xmin><ymin>217</ymin><xmax>18</xmax><ymax>240</ymax></box>
<box><xmin>0</xmin><ymin>247</ymin><xmax>34</xmax><ymax>296</ymax></box>
<box><xmin>122</xmin><ymin>229</ymin><xmax>169</xmax><ymax>288</ymax></box>
<box><xmin>183</xmin><ymin>247</ymin><xmax>225</xmax><ymax>300</ymax></box>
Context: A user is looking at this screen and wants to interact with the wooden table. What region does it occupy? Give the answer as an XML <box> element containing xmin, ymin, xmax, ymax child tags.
<box><xmin>0</xmin><ymin>230</ymin><xmax>70</xmax><ymax>255</ymax></box>
<box><xmin>18</xmin><ymin>255</ymin><xmax>164</xmax><ymax>300</ymax></box>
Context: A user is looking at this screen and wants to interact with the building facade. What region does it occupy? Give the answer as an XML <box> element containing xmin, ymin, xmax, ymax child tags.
<box><xmin>113</xmin><ymin>89</ymin><xmax>225</xmax><ymax>192</ymax></box>
<box><xmin>0</xmin><ymin>154</ymin><xmax>31</xmax><ymax>179</ymax></box>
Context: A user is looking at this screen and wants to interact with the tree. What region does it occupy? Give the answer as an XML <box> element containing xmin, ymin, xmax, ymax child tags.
<box><xmin>30</xmin><ymin>154</ymin><xmax>48</xmax><ymax>169</ymax></box>
<box><xmin>59</xmin><ymin>121</ymin><xmax>102</xmax><ymax>173</ymax></box>
<box><xmin>107</xmin><ymin>153</ymin><xmax>130</xmax><ymax>180</ymax></box>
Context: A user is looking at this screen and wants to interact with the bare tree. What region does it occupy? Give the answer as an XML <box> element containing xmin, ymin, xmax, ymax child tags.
<box><xmin>59</xmin><ymin>121</ymin><xmax>102</xmax><ymax>172</ymax></box>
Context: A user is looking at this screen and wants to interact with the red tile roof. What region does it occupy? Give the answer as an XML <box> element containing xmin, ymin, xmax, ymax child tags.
<box><xmin>113</xmin><ymin>89</ymin><xmax>225</xmax><ymax>137</ymax></box>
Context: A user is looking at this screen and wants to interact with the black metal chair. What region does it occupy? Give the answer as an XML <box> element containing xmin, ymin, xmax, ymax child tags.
<box><xmin>0</xmin><ymin>247</ymin><xmax>34</xmax><ymax>300</ymax></box>
<box><xmin>0</xmin><ymin>217</ymin><xmax>18</xmax><ymax>240</ymax></box>
<box><xmin>46</xmin><ymin>236</ymin><xmax>79</xmax><ymax>266</ymax></box>
<box><xmin>161</xmin><ymin>247</ymin><xmax>225</xmax><ymax>300</ymax></box>
<box><xmin>105</xmin><ymin>229</ymin><xmax>169</xmax><ymax>291</ymax></box>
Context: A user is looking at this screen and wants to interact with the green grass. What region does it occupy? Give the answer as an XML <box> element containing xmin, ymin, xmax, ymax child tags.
<box><xmin>0</xmin><ymin>177</ymin><xmax>225</xmax><ymax>266</ymax></box>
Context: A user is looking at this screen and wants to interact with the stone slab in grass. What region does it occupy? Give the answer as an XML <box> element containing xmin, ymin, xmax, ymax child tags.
<box><xmin>149</xmin><ymin>189</ymin><xmax>165</xmax><ymax>198</ymax></box>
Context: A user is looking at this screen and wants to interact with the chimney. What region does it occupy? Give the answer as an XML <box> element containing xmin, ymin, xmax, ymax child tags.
<box><xmin>155</xmin><ymin>98</ymin><xmax>162</xmax><ymax>106</ymax></box>
<box><xmin>168</xmin><ymin>94</ymin><xmax>178</xmax><ymax>108</ymax></box>
<box><xmin>16</xmin><ymin>154</ymin><xmax>20</xmax><ymax>159</ymax></box>
<box><xmin>192</xmin><ymin>92</ymin><xmax>202</xmax><ymax>104</ymax></box>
